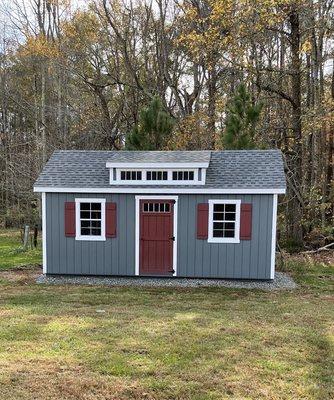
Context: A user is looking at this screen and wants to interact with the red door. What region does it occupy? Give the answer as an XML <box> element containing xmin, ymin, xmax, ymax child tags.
<box><xmin>140</xmin><ymin>200</ymin><xmax>174</xmax><ymax>276</ymax></box>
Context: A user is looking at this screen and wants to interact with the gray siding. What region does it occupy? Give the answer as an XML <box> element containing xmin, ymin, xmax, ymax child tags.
<box><xmin>45</xmin><ymin>193</ymin><xmax>274</xmax><ymax>279</ymax></box>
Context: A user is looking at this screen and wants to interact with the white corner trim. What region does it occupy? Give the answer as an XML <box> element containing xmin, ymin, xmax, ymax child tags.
<box><xmin>135</xmin><ymin>195</ymin><xmax>178</xmax><ymax>277</ymax></box>
<box><xmin>75</xmin><ymin>198</ymin><xmax>106</xmax><ymax>241</ymax></box>
<box><xmin>34</xmin><ymin>186</ymin><xmax>286</xmax><ymax>195</ymax></box>
<box><xmin>42</xmin><ymin>192</ymin><xmax>47</xmax><ymax>274</ymax></box>
<box><xmin>106</xmin><ymin>162</ymin><xmax>209</xmax><ymax>169</ymax></box>
<box><xmin>207</xmin><ymin>199</ymin><xmax>241</xmax><ymax>244</ymax></box>
<box><xmin>270</xmin><ymin>194</ymin><xmax>278</xmax><ymax>279</ymax></box>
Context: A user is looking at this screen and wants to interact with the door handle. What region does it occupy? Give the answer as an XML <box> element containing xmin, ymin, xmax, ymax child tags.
<box><xmin>170</xmin><ymin>236</ymin><xmax>175</xmax><ymax>241</ymax></box>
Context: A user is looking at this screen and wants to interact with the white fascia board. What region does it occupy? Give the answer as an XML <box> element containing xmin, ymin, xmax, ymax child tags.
<box><xmin>105</xmin><ymin>162</ymin><xmax>209</xmax><ymax>169</ymax></box>
<box><xmin>34</xmin><ymin>186</ymin><xmax>286</xmax><ymax>194</ymax></box>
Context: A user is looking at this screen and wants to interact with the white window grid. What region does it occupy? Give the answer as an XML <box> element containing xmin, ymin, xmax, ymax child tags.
<box><xmin>208</xmin><ymin>200</ymin><xmax>241</xmax><ymax>243</ymax></box>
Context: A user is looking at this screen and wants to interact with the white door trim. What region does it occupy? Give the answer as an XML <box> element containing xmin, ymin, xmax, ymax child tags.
<box><xmin>135</xmin><ymin>195</ymin><xmax>178</xmax><ymax>277</ymax></box>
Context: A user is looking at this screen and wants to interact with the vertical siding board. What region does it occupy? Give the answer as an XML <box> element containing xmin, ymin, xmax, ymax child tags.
<box><xmin>118</xmin><ymin>195</ymin><xmax>126</xmax><ymax>274</ymax></box>
<box><xmin>177</xmin><ymin>195</ymin><xmax>187</xmax><ymax>276</ymax></box>
<box><xmin>52</xmin><ymin>193</ymin><xmax>60</xmax><ymax>274</ymax></box>
<box><xmin>46</xmin><ymin>194</ymin><xmax>52</xmax><ymax>272</ymax></box>
<box><xmin>195</xmin><ymin>195</ymin><xmax>204</xmax><ymax>276</ymax></box>
<box><xmin>186</xmin><ymin>195</ymin><xmax>196</xmax><ymax>276</ymax></box>
<box><xmin>264</xmin><ymin>195</ymin><xmax>274</xmax><ymax>279</ymax></box>
<box><xmin>126</xmin><ymin>195</ymin><xmax>135</xmax><ymax>275</ymax></box>
<box><xmin>251</xmin><ymin>195</ymin><xmax>261</xmax><ymax>279</ymax></box>
<box><xmin>210</xmin><ymin>243</ymin><xmax>218</xmax><ymax>277</ymax></box>
<box><xmin>241</xmin><ymin>195</ymin><xmax>251</xmax><ymax>278</ymax></box>
<box><xmin>257</xmin><ymin>195</ymin><xmax>269</xmax><ymax>279</ymax></box>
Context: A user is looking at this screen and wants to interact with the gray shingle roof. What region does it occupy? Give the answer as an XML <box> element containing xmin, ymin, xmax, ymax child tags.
<box><xmin>106</xmin><ymin>150</ymin><xmax>211</xmax><ymax>164</ymax></box>
<box><xmin>34</xmin><ymin>150</ymin><xmax>286</xmax><ymax>191</ymax></box>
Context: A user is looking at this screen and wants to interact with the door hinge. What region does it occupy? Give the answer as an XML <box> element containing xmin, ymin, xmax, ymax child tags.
<box><xmin>170</xmin><ymin>236</ymin><xmax>175</xmax><ymax>241</ymax></box>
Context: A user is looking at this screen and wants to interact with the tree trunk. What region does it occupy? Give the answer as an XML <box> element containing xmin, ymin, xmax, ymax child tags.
<box><xmin>286</xmin><ymin>7</ymin><xmax>303</xmax><ymax>244</ymax></box>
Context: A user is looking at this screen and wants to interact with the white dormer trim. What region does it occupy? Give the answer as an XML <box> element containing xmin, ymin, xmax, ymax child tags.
<box><xmin>106</xmin><ymin>162</ymin><xmax>209</xmax><ymax>169</ymax></box>
<box><xmin>108</xmin><ymin>163</ymin><xmax>208</xmax><ymax>186</ymax></box>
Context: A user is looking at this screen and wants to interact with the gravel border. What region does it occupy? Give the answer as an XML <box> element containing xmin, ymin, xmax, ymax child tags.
<box><xmin>36</xmin><ymin>272</ymin><xmax>297</xmax><ymax>291</ymax></box>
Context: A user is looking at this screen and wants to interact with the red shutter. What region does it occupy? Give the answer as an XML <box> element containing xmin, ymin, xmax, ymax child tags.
<box><xmin>240</xmin><ymin>203</ymin><xmax>252</xmax><ymax>240</ymax></box>
<box><xmin>197</xmin><ymin>203</ymin><xmax>208</xmax><ymax>239</ymax></box>
<box><xmin>65</xmin><ymin>202</ymin><xmax>75</xmax><ymax>237</ymax></box>
<box><xmin>106</xmin><ymin>202</ymin><xmax>117</xmax><ymax>238</ymax></box>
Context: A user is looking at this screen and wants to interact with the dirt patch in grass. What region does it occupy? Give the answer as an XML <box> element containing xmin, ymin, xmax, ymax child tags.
<box><xmin>0</xmin><ymin>265</ymin><xmax>42</xmax><ymax>285</ymax></box>
<box><xmin>0</xmin><ymin>359</ymin><xmax>146</xmax><ymax>400</ymax></box>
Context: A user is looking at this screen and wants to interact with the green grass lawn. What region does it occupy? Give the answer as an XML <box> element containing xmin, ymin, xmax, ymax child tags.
<box><xmin>0</xmin><ymin>229</ymin><xmax>333</xmax><ymax>399</ymax></box>
<box><xmin>0</xmin><ymin>229</ymin><xmax>42</xmax><ymax>269</ymax></box>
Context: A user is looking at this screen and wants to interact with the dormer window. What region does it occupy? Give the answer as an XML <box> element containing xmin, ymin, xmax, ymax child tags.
<box><xmin>146</xmin><ymin>171</ymin><xmax>168</xmax><ymax>181</ymax></box>
<box><xmin>106</xmin><ymin>152</ymin><xmax>211</xmax><ymax>186</ymax></box>
<box><xmin>172</xmin><ymin>171</ymin><xmax>195</xmax><ymax>181</ymax></box>
<box><xmin>120</xmin><ymin>170</ymin><xmax>142</xmax><ymax>181</ymax></box>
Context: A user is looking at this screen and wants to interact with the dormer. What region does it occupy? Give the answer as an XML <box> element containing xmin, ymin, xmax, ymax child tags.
<box><xmin>106</xmin><ymin>151</ymin><xmax>211</xmax><ymax>185</ymax></box>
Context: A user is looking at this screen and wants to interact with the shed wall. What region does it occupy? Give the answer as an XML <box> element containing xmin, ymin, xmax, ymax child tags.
<box><xmin>45</xmin><ymin>193</ymin><xmax>274</xmax><ymax>279</ymax></box>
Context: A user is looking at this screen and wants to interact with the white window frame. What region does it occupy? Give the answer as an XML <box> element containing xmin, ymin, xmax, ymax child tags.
<box><xmin>208</xmin><ymin>199</ymin><xmax>241</xmax><ymax>243</ymax></box>
<box><xmin>75</xmin><ymin>198</ymin><xmax>106</xmax><ymax>241</ymax></box>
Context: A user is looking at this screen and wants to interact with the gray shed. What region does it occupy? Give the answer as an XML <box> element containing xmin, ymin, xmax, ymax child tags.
<box><xmin>34</xmin><ymin>150</ymin><xmax>286</xmax><ymax>280</ymax></box>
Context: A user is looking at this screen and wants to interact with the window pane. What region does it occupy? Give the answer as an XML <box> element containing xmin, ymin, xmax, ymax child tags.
<box><xmin>91</xmin><ymin>203</ymin><xmax>101</xmax><ymax>211</ymax></box>
<box><xmin>81</xmin><ymin>220</ymin><xmax>90</xmax><ymax>228</ymax></box>
<box><xmin>91</xmin><ymin>229</ymin><xmax>101</xmax><ymax>236</ymax></box>
<box><xmin>225</xmin><ymin>212</ymin><xmax>236</xmax><ymax>221</ymax></box>
<box><xmin>165</xmin><ymin>203</ymin><xmax>170</xmax><ymax>212</ymax></box>
<box><xmin>80</xmin><ymin>211</ymin><xmax>90</xmax><ymax>219</ymax></box>
<box><xmin>121</xmin><ymin>171</ymin><xmax>125</xmax><ymax>180</ymax></box>
<box><xmin>143</xmin><ymin>203</ymin><xmax>148</xmax><ymax>212</ymax></box>
<box><xmin>80</xmin><ymin>203</ymin><xmax>90</xmax><ymax>210</ymax></box>
<box><xmin>213</xmin><ymin>230</ymin><xmax>224</xmax><ymax>237</ymax></box>
<box><xmin>152</xmin><ymin>171</ymin><xmax>157</xmax><ymax>180</ymax></box>
<box><xmin>137</xmin><ymin>171</ymin><xmax>142</xmax><ymax>180</ymax></box>
<box><xmin>91</xmin><ymin>220</ymin><xmax>101</xmax><ymax>228</ymax></box>
<box><xmin>178</xmin><ymin>171</ymin><xmax>182</xmax><ymax>180</ymax></box>
<box><xmin>172</xmin><ymin>171</ymin><xmax>177</xmax><ymax>180</ymax></box>
<box><xmin>224</xmin><ymin>230</ymin><xmax>235</xmax><ymax>238</ymax></box>
<box><xmin>213</xmin><ymin>212</ymin><xmax>225</xmax><ymax>221</ymax></box>
<box><xmin>149</xmin><ymin>203</ymin><xmax>154</xmax><ymax>212</ymax></box>
<box><xmin>214</xmin><ymin>204</ymin><xmax>225</xmax><ymax>212</ymax></box>
<box><xmin>213</xmin><ymin>222</ymin><xmax>224</xmax><ymax>230</ymax></box>
<box><xmin>163</xmin><ymin>171</ymin><xmax>167</xmax><ymax>180</ymax></box>
<box><xmin>184</xmin><ymin>171</ymin><xmax>188</xmax><ymax>180</ymax></box>
<box><xmin>189</xmin><ymin>171</ymin><xmax>194</xmax><ymax>180</ymax></box>
<box><xmin>81</xmin><ymin>228</ymin><xmax>90</xmax><ymax>235</ymax></box>
<box><xmin>225</xmin><ymin>204</ymin><xmax>236</xmax><ymax>212</ymax></box>
<box><xmin>154</xmin><ymin>203</ymin><xmax>159</xmax><ymax>212</ymax></box>
<box><xmin>91</xmin><ymin>211</ymin><xmax>101</xmax><ymax>219</ymax></box>
<box><xmin>225</xmin><ymin>222</ymin><xmax>235</xmax><ymax>230</ymax></box>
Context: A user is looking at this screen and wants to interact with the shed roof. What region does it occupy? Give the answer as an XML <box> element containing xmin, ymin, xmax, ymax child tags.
<box><xmin>34</xmin><ymin>150</ymin><xmax>286</xmax><ymax>193</ymax></box>
<box><xmin>106</xmin><ymin>150</ymin><xmax>211</xmax><ymax>164</ymax></box>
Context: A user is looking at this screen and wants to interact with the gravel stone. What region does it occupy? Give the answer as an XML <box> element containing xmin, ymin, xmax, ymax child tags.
<box><xmin>36</xmin><ymin>272</ymin><xmax>297</xmax><ymax>291</ymax></box>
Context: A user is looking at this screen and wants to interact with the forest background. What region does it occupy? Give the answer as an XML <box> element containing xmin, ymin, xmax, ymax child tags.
<box><xmin>0</xmin><ymin>0</ymin><xmax>333</xmax><ymax>249</ymax></box>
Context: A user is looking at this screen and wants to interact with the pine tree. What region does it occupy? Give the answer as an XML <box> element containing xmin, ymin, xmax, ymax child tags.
<box><xmin>222</xmin><ymin>84</ymin><xmax>263</xmax><ymax>149</ymax></box>
<box><xmin>126</xmin><ymin>96</ymin><xmax>174</xmax><ymax>150</ymax></box>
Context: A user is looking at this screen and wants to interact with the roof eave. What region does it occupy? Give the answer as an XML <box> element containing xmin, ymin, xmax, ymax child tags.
<box><xmin>33</xmin><ymin>186</ymin><xmax>286</xmax><ymax>195</ymax></box>
<box><xmin>105</xmin><ymin>162</ymin><xmax>210</xmax><ymax>169</ymax></box>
